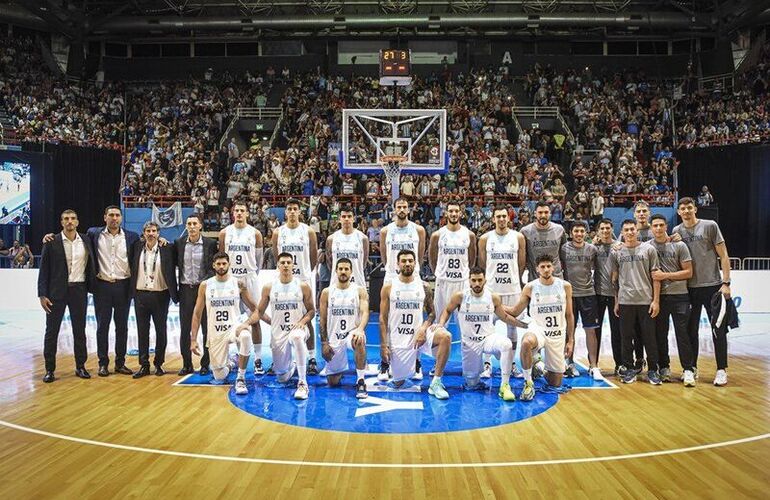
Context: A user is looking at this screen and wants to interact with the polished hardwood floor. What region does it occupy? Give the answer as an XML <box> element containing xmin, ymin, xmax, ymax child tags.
<box><xmin>1</xmin><ymin>310</ymin><xmax>769</xmax><ymax>499</ymax></box>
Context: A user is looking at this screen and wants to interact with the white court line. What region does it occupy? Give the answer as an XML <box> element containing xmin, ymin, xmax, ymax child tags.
<box><xmin>572</xmin><ymin>359</ymin><xmax>619</xmax><ymax>390</ymax></box>
<box><xmin>0</xmin><ymin>418</ymin><xmax>767</xmax><ymax>468</ymax></box>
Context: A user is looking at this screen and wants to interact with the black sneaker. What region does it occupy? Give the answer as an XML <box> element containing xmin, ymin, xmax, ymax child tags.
<box><xmin>377</xmin><ymin>361</ymin><xmax>390</xmax><ymax>381</ymax></box>
<box><xmin>355</xmin><ymin>378</ymin><xmax>368</xmax><ymax>399</ymax></box>
<box><xmin>266</xmin><ymin>363</ymin><xmax>275</xmax><ymax>375</ymax></box>
<box><xmin>307</xmin><ymin>358</ymin><xmax>319</xmax><ymax>375</ymax></box>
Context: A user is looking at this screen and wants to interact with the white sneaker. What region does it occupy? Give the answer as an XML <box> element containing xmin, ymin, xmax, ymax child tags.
<box><xmin>713</xmin><ymin>369</ymin><xmax>728</xmax><ymax>387</ymax></box>
<box><xmin>683</xmin><ymin>370</ymin><xmax>696</xmax><ymax>387</ymax></box>
<box><xmin>319</xmin><ymin>365</ymin><xmax>328</xmax><ymax>377</ymax></box>
<box><xmin>532</xmin><ymin>360</ymin><xmax>545</xmax><ymax>380</ymax></box>
<box><xmin>590</xmin><ymin>367</ymin><xmax>604</xmax><ymax>381</ymax></box>
<box><xmin>412</xmin><ymin>367</ymin><xmax>423</xmax><ymax>381</ymax></box>
<box><xmin>480</xmin><ymin>362</ymin><xmax>492</xmax><ymax>379</ymax></box>
<box><xmin>565</xmin><ymin>363</ymin><xmax>580</xmax><ymax>378</ymax></box>
<box><xmin>294</xmin><ymin>381</ymin><xmax>309</xmax><ymax>400</ymax></box>
<box><xmin>228</xmin><ymin>353</ymin><xmax>238</xmax><ymax>370</ymax></box>
<box><xmin>235</xmin><ymin>378</ymin><xmax>248</xmax><ymax>395</ymax></box>
<box><xmin>377</xmin><ymin>363</ymin><xmax>390</xmax><ymax>381</ymax></box>
<box><xmin>512</xmin><ymin>362</ymin><xmax>524</xmax><ymax>379</ymax></box>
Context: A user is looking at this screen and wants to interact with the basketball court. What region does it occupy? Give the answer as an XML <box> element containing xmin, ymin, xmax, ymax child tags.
<box><xmin>1</xmin><ymin>268</ymin><xmax>768</xmax><ymax>498</ymax></box>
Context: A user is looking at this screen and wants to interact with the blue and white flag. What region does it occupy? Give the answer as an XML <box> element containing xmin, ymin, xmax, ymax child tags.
<box><xmin>152</xmin><ymin>202</ymin><xmax>183</xmax><ymax>228</ymax></box>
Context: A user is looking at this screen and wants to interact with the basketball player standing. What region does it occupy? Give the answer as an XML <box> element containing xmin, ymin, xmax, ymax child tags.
<box><xmin>478</xmin><ymin>205</ymin><xmax>526</xmax><ymax>378</ymax></box>
<box><xmin>219</xmin><ymin>201</ymin><xmax>265</xmax><ymax>374</ymax></box>
<box><xmin>272</xmin><ymin>198</ymin><xmax>319</xmax><ymax>374</ymax></box>
<box><xmin>327</xmin><ymin>205</ymin><xmax>369</xmax><ymax>287</ymax></box>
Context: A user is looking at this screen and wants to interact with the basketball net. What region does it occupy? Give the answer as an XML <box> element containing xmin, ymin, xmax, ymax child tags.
<box><xmin>380</xmin><ymin>155</ymin><xmax>405</xmax><ymax>201</ymax></box>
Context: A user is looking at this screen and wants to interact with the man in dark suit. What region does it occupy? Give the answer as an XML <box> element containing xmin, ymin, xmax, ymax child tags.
<box><xmin>37</xmin><ymin>209</ymin><xmax>96</xmax><ymax>383</ymax></box>
<box><xmin>130</xmin><ymin>221</ymin><xmax>178</xmax><ymax>378</ymax></box>
<box><xmin>175</xmin><ymin>214</ymin><xmax>218</xmax><ymax>375</ymax></box>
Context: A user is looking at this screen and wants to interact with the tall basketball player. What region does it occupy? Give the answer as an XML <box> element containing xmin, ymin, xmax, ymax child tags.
<box><xmin>594</xmin><ymin>219</ymin><xmax>623</xmax><ymax>375</ymax></box>
<box><xmin>436</xmin><ymin>267</ymin><xmax>526</xmax><ymax>401</ymax></box>
<box><xmin>560</xmin><ymin>221</ymin><xmax>601</xmax><ymax>379</ymax></box>
<box><xmin>219</xmin><ymin>200</ymin><xmax>265</xmax><ymax>374</ymax></box>
<box><xmin>238</xmin><ymin>253</ymin><xmax>316</xmax><ymax>399</ymax></box>
<box><xmin>327</xmin><ymin>205</ymin><xmax>369</xmax><ymax>287</ymax></box>
<box><xmin>272</xmin><ymin>198</ymin><xmax>319</xmax><ymax>374</ymax></box>
<box><xmin>429</xmin><ymin>201</ymin><xmax>476</xmax><ymax>321</ymax></box>
<box><xmin>505</xmin><ymin>254</ymin><xmax>575</xmax><ymax>401</ymax></box>
<box><xmin>380</xmin><ymin>198</ymin><xmax>426</xmax><ymax>379</ymax></box>
<box><xmin>521</xmin><ymin>201</ymin><xmax>567</xmax><ymax>280</ymax></box>
<box><xmin>379</xmin><ymin>249</ymin><xmax>451</xmax><ymax>399</ymax></box>
<box><xmin>190</xmin><ymin>252</ymin><xmax>255</xmax><ymax>395</ymax></box>
<box><xmin>319</xmin><ymin>258</ymin><xmax>370</xmax><ymax>399</ymax></box>
<box><xmin>478</xmin><ymin>205</ymin><xmax>526</xmax><ymax>378</ymax></box>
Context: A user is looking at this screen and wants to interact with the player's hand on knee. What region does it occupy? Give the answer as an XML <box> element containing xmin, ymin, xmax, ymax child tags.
<box><xmin>413</xmin><ymin>327</ymin><xmax>427</xmax><ymax>349</ymax></box>
<box><xmin>321</xmin><ymin>342</ymin><xmax>334</xmax><ymax>362</ymax></box>
<box><xmin>380</xmin><ymin>345</ymin><xmax>390</xmax><ymax>364</ymax></box>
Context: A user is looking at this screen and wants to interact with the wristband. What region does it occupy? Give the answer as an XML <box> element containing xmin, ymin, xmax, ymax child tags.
<box><xmin>722</xmin><ymin>281</ymin><xmax>731</xmax><ymax>286</ymax></box>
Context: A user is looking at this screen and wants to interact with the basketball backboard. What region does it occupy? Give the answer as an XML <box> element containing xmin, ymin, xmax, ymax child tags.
<box><xmin>339</xmin><ymin>108</ymin><xmax>449</xmax><ymax>175</ymax></box>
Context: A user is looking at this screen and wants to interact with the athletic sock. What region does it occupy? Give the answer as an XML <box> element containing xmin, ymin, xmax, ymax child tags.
<box><xmin>356</xmin><ymin>368</ymin><xmax>366</xmax><ymax>381</ymax></box>
<box><xmin>237</xmin><ymin>368</ymin><xmax>246</xmax><ymax>379</ymax></box>
<box><xmin>501</xmin><ymin>372</ymin><xmax>511</xmax><ymax>386</ymax></box>
<box><xmin>523</xmin><ymin>368</ymin><xmax>532</xmax><ymax>383</ymax></box>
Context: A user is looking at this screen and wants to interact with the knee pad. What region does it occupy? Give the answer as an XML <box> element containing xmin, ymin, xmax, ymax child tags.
<box><xmin>237</xmin><ymin>331</ymin><xmax>253</xmax><ymax>357</ymax></box>
<box><xmin>213</xmin><ymin>366</ymin><xmax>230</xmax><ymax>382</ymax></box>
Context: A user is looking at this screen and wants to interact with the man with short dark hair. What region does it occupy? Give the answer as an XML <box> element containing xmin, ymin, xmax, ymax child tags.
<box><xmin>673</xmin><ymin>197</ymin><xmax>732</xmax><ymax>386</ymax></box>
<box><xmin>37</xmin><ymin>209</ymin><xmax>96</xmax><ymax>383</ymax></box>
<box><xmin>594</xmin><ymin>219</ymin><xmax>622</xmax><ymax>375</ymax></box>
<box><xmin>649</xmin><ymin>214</ymin><xmax>695</xmax><ymax>386</ymax></box>
<box><xmin>520</xmin><ymin>201</ymin><xmax>567</xmax><ymax>281</ymax></box>
<box><xmin>175</xmin><ymin>214</ymin><xmax>218</xmax><ymax>375</ymax></box>
<box><xmin>610</xmin><ymin>220</ymin><xmax>661</xmax><ymax>385</ymax></box>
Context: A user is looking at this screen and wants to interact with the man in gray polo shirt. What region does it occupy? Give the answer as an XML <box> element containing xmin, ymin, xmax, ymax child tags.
<box><xmin>560</xmin><ymin>221</ymin><xmax>601</xmax><ymax>379</ymax></box>
<box><xmin>673</xmin><ymin>197</ymin><xmax>732</xmax><ymax>387</ymax></box>
<box><xmin>650</xmin><ymin>214</ymin><xmax>694</xmax><ymax>386</ymax></box>
<box><xmin>521</xmin><ymin>201</ymin><xmax>567</xmax><ymax>281</ymax></box>
<box><xmin>594</xmin><ymin>218</ymin><xmax>622</xmax><ymax>375</ymax></box>
<box><xmin>610</xmin><ymin>219</ymin><xmax>661</xmax><ymax>385</ymax></box>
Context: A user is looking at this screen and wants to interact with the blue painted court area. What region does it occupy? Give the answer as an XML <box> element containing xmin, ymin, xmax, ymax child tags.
<box><xmin>176</xmin><ymin>313</ymin><xmax>614</xmax><ymax>433</ymax></box>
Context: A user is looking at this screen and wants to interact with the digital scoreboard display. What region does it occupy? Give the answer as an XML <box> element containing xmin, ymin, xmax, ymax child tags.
<box><xmin>379</xmin><ymin>49</ymin><xmax>411</xmax><ymax>78</ymax></box>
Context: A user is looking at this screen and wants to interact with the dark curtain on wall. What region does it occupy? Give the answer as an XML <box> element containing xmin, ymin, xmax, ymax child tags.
<box><xmin>22</xmin><ymin>143</ymin><xmax>122</xmax><ymax>253</ymax></box>
<box><xmin>676</xmin><ymin>144</ymin><xmax>770</xmax><ymax>258</ymax></box>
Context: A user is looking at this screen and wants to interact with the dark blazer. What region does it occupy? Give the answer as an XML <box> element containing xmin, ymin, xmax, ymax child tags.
<box><xmin>174</xmin><ymin>235</ymin><xmax>218</xmax><ymax>286</ymax></box>
<box><xmin>129</xmin><ymin>240</ymin><xmax>178</xmax><ymax>303</ymax></box>
<box><xmin>37</xmin><ymin>232</ymin><xmax>96</xmax><ymax>300</ymax></box>
<box><xmin>86</xmin><ymin>226</ymin><xmax>140</xmax><ymax>276</ymax></box>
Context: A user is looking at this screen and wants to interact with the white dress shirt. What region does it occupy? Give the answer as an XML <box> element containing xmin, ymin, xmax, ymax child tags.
<box><xmin>136</xmin><ymin>243</ymin><xmax>168</xmax><ymax>292</ymax></box>
<box><xmin>62</xmin><ymin>232</ymin><xmax>87</xmax><ymax>283</ymax></box>
<box><xmin>97</xmin><ymin>228</ymin><xmax>131</xmax><ymax>281</ymax></box>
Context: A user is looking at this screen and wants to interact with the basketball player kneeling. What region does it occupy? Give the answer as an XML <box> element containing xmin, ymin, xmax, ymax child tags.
<box><xmin>505</xmin><ymin>255</ymin><xmax>575</xmax><ymax>401</ymax></box>
<box><xmin>379</xmin><ymin>249</ymin><xmax>451</xmax><ymax>399</ymax></box>
<box><xmin>190</xmin><ymin>252</ymin><xmax>257</xmax><ymax>395</ymax></box>
<box><xmin>435</xmin><ymin>267</ymin><xmax>527</xmax><ymax>401</ymax></box>
<box><xmin>237</xmin><ymin>253</ymin><xmax>316</xmax><ymax>400</ymax></box>
<box><xmin>319</xmin><ymin>258</ymin><xmax>370</xmax><ymax>399</ymax></box>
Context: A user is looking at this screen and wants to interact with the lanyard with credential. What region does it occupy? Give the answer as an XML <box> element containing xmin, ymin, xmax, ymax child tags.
<box><xmin>144</xmin><ymin>245</ymin><xmax>159</xmax><ymax>288</ymax></box>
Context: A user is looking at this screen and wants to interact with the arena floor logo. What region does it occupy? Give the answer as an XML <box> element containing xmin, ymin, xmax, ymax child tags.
<box><xmin>178</xmin><ymin>351</ymin><xmax>614</xmax><ymax>434</ymax></box>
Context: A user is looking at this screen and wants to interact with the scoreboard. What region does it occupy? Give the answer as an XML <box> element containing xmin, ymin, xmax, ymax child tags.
<box><xmin>379</xmin><ymin>49</ymin><xmax>412</xmax><ymax>86</ymax></box>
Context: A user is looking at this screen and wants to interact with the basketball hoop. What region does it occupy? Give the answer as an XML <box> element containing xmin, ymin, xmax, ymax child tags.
<box><xmin>380</xmin><ymin>155</ymin><xmax>407</xmax><ymax>201</ymax></box>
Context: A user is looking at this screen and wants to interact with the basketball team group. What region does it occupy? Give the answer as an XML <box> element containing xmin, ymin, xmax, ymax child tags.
<box><xmin>37</xmin><ymin>195</ymin><xmax>733</xmax><ymax>402</ymax></box>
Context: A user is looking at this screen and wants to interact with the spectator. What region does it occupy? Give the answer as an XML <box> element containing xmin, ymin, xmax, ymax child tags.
<box><xmin>697</xmin><ymin>185</ymin><xmax>714</xmax><ymax>207</ymax></box>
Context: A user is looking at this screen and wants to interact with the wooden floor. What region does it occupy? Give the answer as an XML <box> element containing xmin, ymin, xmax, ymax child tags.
<box><xmin>1</xmin><ymin>318</ymin><xmax>769</xmax><ymax>499</ymax></box>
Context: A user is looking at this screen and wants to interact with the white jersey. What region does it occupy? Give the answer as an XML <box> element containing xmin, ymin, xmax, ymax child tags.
<box><xmin>277</xmin><ymin>223</ymin><xmax>312</xmax><ymax>282</ymax></box>
<box><xmin>529</xmin><ymin>278</ymin><xmax>567</xmax><ymax>337</ymax></box>
<box><xmin>224</xmin><ymin>224</ymin><xmax>259</xmax><ymax>278</ymax></box>
<box><xmin>388</xmin><ymin>277</ymin><xmax>425</xmax><ymax>349</ymax></box>
<box><xmin>483</xmin><ymin>229</ymin><xmax>522</xmax><ymax>295</ymax></box>
<box><xmin>327</xmin><ymin>283</ymin><xmax>362</xmax><ymax>347</ymax></box>
<box><xmin>329</xmin><ymin>229</ymin><xmax>366</xmax><ymax>286</ymax></box>
<box><xmin>269</xmin><ymin>278</ymin><xmax>306</xmax><ymax>338</ymax></box>
<box><xmin>204</xmin><ymin>276</ymin><xmax>241</xmax><ymax>336</ymax></box>
<box><xmin>434</xmin><ymin>225</ymin><xmax>471</xmax><ymax>282</ymax></box>
<box><xmin>384</xmin><ymin>221</ymin><xmax>421</xmax><ymax>281</ymax></box>
<box><xmin>457</xmin><ymin>288</ymin><xmax>496</xmax><ymax>343</ymax></box>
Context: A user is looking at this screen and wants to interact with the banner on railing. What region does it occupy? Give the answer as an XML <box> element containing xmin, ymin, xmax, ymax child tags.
<box><xmin>152</xmin><ymin>202</ymin><xmax>183</xmax><ymax>228</ymax></box>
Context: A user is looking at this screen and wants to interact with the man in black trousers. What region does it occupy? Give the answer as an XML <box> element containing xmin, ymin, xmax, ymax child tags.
<box><xmin>175</xmin><ymin>214</ymin><xmax>217</xmax><ymax>375</ymax></box>
<box><xmin>44</xmin><ymin>205</ymin><xmax>140</xmax><ymax>377</ymax></box>
<box><xmin>37</xmin><ymin>209</ymin><xmax>96</xmax><ymax>383</ymax></box>
<box><xmin>130</xmin><ymin>221</ymin><xmax>178</xmax><ymax>378</ymax></box>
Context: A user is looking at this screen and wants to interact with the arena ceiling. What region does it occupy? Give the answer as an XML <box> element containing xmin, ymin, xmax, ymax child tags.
<box><xmin>0</xmin><ymin>0</ymin><xmax>767</xmax><ymax>39</ymax></box>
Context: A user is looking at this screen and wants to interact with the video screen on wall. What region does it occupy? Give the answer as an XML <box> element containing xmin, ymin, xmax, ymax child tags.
<box><xmin>0</xmin><ymin>161</ymin><xmax>31</xmax><ymax>224</ymax></box>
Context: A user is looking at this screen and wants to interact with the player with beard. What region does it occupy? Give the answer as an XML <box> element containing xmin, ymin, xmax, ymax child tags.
<box><xmin>379</xmin><ymin>249</ymin><xmax>451</xmax><ymax>399</ymax></box>
<box><xmin>319</xmin><ymin>258</ymin><xmax>370</xmax><ymax>399</ymax></box>
<box><xmin>520</xmin><ymin>201</ymin><xmax>567</xmax><ymax>281</ymax></box>
<box><xmin>380</xmin><ymin>198</ymin><xmax>426</xmax><ymax>380</ymax></box>
<box><xmin>594</xmin><ymin>219</ymin><xmax>623</xmax><ymax>375</ymax></box>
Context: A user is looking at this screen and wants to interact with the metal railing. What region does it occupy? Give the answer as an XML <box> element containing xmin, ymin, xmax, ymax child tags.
<box><xmin>730</xmin><ymin>258</ymin><xmax>742</xmax><ymax>270</ymax></box>
<box><xmin>699</xmin><ymin>73</ymin><xmax>735</xmax><ymax>93</ymax></box>
<box><xmin>741</xmin><ymin>258</ymin><xmax>770</xmax><ymax>271</ymax></box>
<box><xmin>218</xmin><ymin>107</ymin><xmax>284</xmax><ymax>150</ymax></box>
<box><xmin>513</xmin><ymin>106</ymin><xmax>575</xmax><ymax>144</ymax></box>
